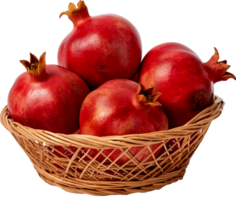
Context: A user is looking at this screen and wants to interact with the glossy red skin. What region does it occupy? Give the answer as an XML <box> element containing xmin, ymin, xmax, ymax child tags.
<box><xmin>80</xmin><ymin>79</ymin><xmax>168</xmax><ymax>165</ymax></box>
<box><xmin>8</xmin><ymin>65</ymin><xmax>90</xmax><ymax>134</ymax></box>
<box><xmin>139</xmin><ymin>43</ymin><xmax>214</xmax><ymax>128</ymax></box>
<box><xmin>58</xmin><ymin>14</ymin><xmax>142</xmax><ymax>90</ymax></box>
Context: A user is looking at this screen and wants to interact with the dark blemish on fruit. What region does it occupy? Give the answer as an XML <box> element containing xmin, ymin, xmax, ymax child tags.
<box><xmin>96</xmin><ymin>64</ymin><xmax>106</xmax><ymax>71</ymax></box>
<box><xmin>191</xmin><ymin>91</ymin><xmax>211</xmax><ymax>111</ymax></box>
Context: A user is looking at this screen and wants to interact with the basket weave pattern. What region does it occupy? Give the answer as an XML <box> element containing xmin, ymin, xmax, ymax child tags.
<box><xmin>0</xmin><ymin>96</ymin><xmax>224</xmax><ymax>196</ymax></box>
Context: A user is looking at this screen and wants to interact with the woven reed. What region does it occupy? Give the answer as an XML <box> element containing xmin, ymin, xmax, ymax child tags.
<box><xmin>0</xmin><ymin>96</ymin><xmax>224</xmax><ymax>196</ymax></box>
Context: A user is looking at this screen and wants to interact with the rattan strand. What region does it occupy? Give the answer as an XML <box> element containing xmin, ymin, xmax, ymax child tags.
<box><xmin>0</xmin><ymin>96</ymin><xmax>224</xmax><ymax>196</ymax></box>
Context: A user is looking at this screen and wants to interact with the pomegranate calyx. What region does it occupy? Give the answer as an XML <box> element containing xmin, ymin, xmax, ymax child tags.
<box><xmin>137</xmin><ymin>84</ymin><xmax>162</xmax><ymax>107</ymax></box>
<box><xmin>223</xmin><ymin>71</ymin><xmax>236</xmax><ymax>80</ymax></box>
<box><xmin>20</xmin><ymin>52</ymin><xmax>46</xmax><ymax>76</ymax></box>
<box><xmin>60</xmin><ymin>1</ymin><xmax>90</xmax><ymax>27</ymax></box>
<box><xmin>204</xmin><ymin>47</ymin><xmax>235</xmax><ymax>83</ymax></box>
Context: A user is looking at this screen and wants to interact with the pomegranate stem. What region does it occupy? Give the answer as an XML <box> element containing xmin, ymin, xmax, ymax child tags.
<box><xmin>58</xmin><ymin>0</ymin><xmax>91</xmax><ymax>27</ymax></box>
<box><xmin>17</xmin><ymin>51</ymin><xmax>48</xmax><ymax>76</ymax></box>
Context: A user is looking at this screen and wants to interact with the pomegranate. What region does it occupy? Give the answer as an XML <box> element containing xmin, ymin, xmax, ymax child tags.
<box><xmin>80</xmin><ymin>79</ymin><xmax>168</xmax><ymax>165</ymax></box>
<box><xmin>8</xmin><ymin>52</ymin><xmax>90</xmax><ymax>134</ymax></box>
<box><xmin>139</xmin><ymin>42</ymin><xmax>235</xmax><ymax>128</ymax></box>
<box><xmin>58</xmin><ymin>1</ymin><xmax>142</xmax><ymax>90</ymax></box>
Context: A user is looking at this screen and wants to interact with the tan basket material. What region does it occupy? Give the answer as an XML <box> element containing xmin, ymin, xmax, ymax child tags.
<box><xmin>0</xmin><ymin>96</ymin><xmax>224</xmax><ymax>196</ymax></box>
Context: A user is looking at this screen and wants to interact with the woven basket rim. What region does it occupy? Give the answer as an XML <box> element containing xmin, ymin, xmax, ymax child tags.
<box><xmin>0</xmin><ymin>95</ymin><xmax>224</xmax><ymax>149</ymax></box>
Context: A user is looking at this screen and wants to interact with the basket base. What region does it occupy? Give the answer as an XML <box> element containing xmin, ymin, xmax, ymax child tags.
<box><xmin>35</xmin><ymin>163</ymin><xmax>188</xmax><ymax>196</ymax></box>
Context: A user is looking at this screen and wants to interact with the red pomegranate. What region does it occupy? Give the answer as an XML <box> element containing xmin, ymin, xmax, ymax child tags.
<box><xmin>58</xmin><ymin>1</ymin><xmax>142</xmax><ymax>90</ymax></box>
<box><xmin>80</xmin><ymin>79</ymin><xmax>168</xmax><ymax>165</ymax></box>
<box><xmin>139</xmin><ymin>43</ymin><xmax>235</xmax><ymax>128</ymax></box>
<box><xmin>8</xmin><ymin>52</ymin><xmax>90</xmax><ymax>134</ymax></box>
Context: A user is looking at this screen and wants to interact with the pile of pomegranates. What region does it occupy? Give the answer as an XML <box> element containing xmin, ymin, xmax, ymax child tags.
<box><xmin>7</xmin><ymin>0</ymin><xmax>235</xmax><ymax>166</ymax></box>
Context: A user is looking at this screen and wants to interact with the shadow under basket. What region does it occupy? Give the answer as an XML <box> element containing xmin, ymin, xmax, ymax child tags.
<box><xmin>0</xmin><ymin>96</ymin><xmax>224</xmax><ymax>196</ymax></box>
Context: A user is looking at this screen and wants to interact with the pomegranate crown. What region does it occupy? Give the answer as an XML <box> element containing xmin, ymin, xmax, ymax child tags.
<box><xmin>20</xmin><ymin>52</ymin><xmax>46</xmax><ymax>76</ymax></box>
<box><xmin>137</xmin><ymin>84</ymin><xmax>162</xmax><ymax>107</ymax></box>
<box><xmin>60</xmin><ymin>1</ymin><xmax>90</xmax><ymax>26</ymax></box>
<box><xmin>204</xmin><ymin>47</ymin><xmax>236</xmax><ymax>83</ymax></box>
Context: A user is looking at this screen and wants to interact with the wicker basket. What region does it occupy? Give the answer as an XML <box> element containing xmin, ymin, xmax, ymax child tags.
<box><xmin>0</xmin><ymin>96</ymin><xmax>224</xmax><ymax>196</ymax></box>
